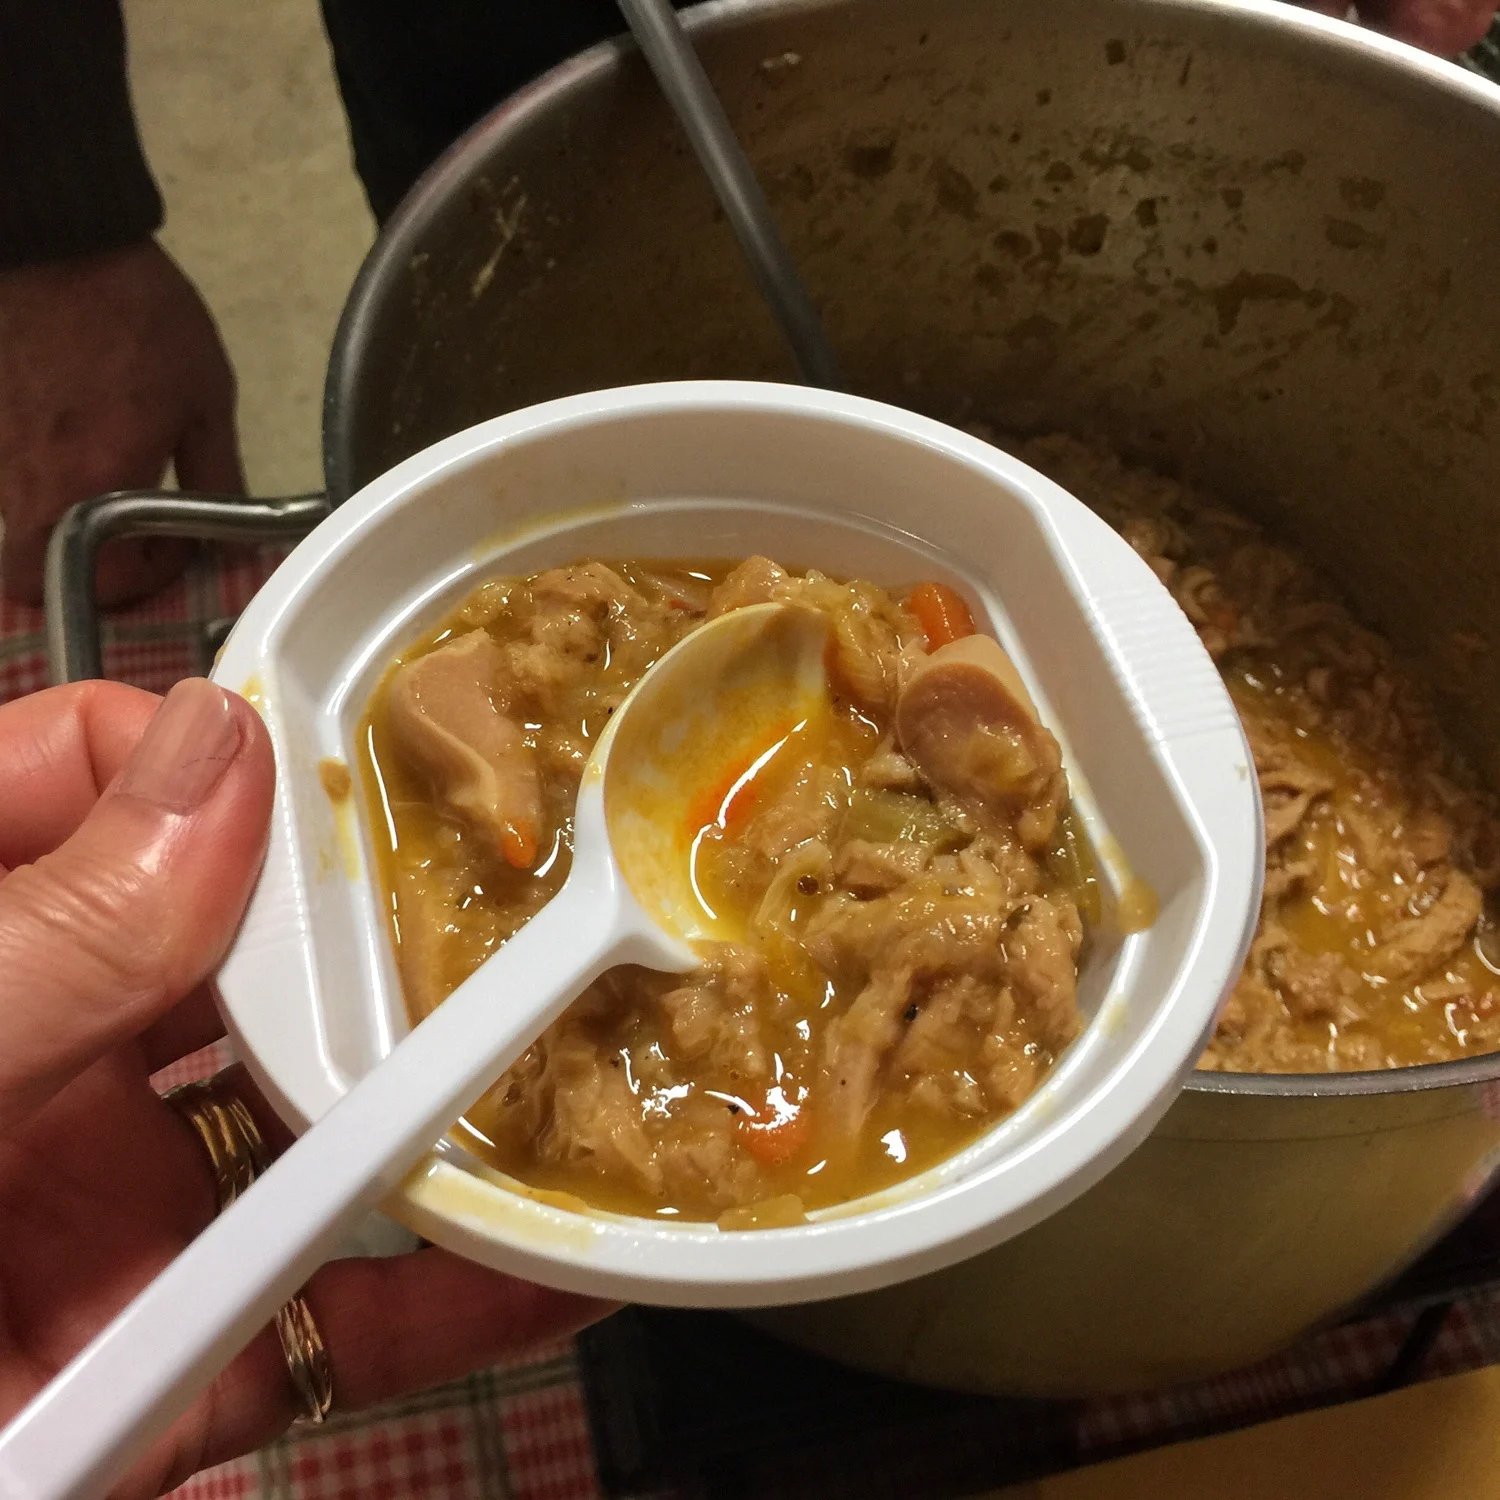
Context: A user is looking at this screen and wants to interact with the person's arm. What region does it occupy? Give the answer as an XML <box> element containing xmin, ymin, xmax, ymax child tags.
<box><xmin>0</xmin><ymin>0</ymin><xmax>241</xmax><ymax>609</ymax></box>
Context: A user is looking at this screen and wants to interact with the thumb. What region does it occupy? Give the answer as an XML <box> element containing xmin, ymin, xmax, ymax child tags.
<box><xmin>0</xmin><ymin>680</ymin><xmax>273</xmax><ymax>1128</ymax></box>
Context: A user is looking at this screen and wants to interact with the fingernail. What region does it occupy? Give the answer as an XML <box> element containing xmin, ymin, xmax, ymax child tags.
<box><xmin>118</xmin><ymin>679</ymin><xmax>244</xmax><ymax>813</ymax></box>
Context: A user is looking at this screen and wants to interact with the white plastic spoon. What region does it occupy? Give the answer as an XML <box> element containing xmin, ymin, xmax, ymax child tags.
<box><xmin>0</xmin><ymin>601</ymin><xmax>830</xmax><ymax>1500</ymax></box>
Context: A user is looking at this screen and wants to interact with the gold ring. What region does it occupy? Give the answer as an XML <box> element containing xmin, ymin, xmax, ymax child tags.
<box><xmin>275</xmin><ymin>1294</ymin><xmax>334</xmax><ymax>1424</ymax></box>
<box><xmin>162</xmin><ymin>1076</ymin><xmax>269</xmax><ymax>1211</ymax></box>
<box><xmin>164</xmin><ymin>1070</ymin><xmax>334</xmax><ymax>1424</ymax></box>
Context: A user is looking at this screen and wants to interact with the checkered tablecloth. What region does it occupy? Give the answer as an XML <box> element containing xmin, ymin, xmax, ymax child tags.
<box><xmin>0</xmin><ymin>543</ymin><xmax>292</xmax><ymax>703</ymax></box>
<box><xmin>175</xmin><ymin>1355</ymin><xmax>599</xmax><ymax>1500</ymax></box>
<box><xmin>8</xmin><ymin>539</ymin><xmax>1500</xmax><ymax>1499</ymax></box>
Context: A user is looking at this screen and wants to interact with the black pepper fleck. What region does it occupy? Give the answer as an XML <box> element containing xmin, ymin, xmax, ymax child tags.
<box><xmin>797</xmin><ymin>875</ymin><xmax>820</xmax><ymax>895</ymax></box>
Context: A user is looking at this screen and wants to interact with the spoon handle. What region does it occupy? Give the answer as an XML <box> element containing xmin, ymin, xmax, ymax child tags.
<box><xmin>0</xmin><ymin>884</ymin><xmax>621</xmax><ymax>1500</ymax></box>
<box><xmin>615</xmin><ymin>0</ymin><xmax>841</xmax><ymax>390</ymax></box>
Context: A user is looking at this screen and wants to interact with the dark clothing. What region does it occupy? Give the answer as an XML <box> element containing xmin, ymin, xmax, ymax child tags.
<box><xmin>0</xmin><ymin>0</ymin><xmax>675</xmax><ymax>267</ymax></box>
<box><xmin>0</xmin><ymin>0</ymin><xmax>162</xmax><ymax>266</ymax></box>
<box><xmin>319</xmin><ymin>0</ymin><xmax>629</xmax><ymax>224</ymax></box>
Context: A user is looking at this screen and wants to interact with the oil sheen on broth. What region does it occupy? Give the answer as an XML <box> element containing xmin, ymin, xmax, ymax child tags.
<box><xmin>358</xmin><ymin>557</ymin><xmax>1095</xmax><ymax>1223</ymax></box>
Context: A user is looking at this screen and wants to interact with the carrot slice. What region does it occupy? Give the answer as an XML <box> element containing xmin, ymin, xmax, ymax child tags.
<box><xmin>735</xmin><ymin>1101</ymin><xmax>812</xmax><ymax>1166</ymax></box>
<box><xmin>500</xmin><ymin>821</ymin><xmax>539</xmax><ymax>868</ymax></box>
<box><xmin>906</xmin><ymin>582</ymin><xmax>976</xmax><ymax>650</ymax></box>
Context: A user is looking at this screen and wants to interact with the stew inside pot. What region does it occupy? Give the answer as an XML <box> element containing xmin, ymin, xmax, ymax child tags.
<box><xmin>1012</xmin><ymin>433</ymin><xmax>1500</xmax><ymax>1073</ymax></box>
<box><xmin>358</xmin><ymin>559</ymin><xmax>1093</xmax><ymax>1221</ymax></box>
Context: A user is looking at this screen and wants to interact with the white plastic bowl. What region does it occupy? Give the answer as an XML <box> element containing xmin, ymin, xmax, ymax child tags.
<box><xmin>211</xmin><ymin>380</ymin><xmax>1261</xmax><ymax>1307</ymax></box>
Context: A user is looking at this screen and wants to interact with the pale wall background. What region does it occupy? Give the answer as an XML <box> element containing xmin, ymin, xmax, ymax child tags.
<box><xmin>124</xmin><ymin>0</ymin><xmax>374</xmax><ymax>497</ymax></box>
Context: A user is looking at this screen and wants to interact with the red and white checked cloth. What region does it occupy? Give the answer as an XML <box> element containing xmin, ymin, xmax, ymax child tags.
<box><xmin>8</xmin><ymin>544</ymin><xmax>1500</xmax><ymax>1499</ymax></box>
<box><xmin>0</xmin><ymin>544</ymin><xmax>292</xmax><ymax>704</ymax></box>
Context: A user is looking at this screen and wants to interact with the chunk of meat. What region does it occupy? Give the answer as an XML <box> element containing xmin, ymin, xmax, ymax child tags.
<box><xmin>1119</xmin><ymin>514</ymin><xmax>1180</xmax><ymax>565</ymax></box>
<box><xmin>1371</xmin><ymin>871</ymin><xmax>1484</xmax><ymax>984</ymax></box>
<box><xmin>740</xmin><ymin>761</ymin><xmax>843</xmax><ymax>863</ymax></box>
<box><xmin>1265</xmin><ymin>943</ymin><xmax>1360</xmax><ymax>1024</ymax></box>
<box><xmin>531</xmin><ymin>561</ymin><xmax>645</xmax><ymax>615</ymax></box>
<box><xmin>496</xmin><ymin>562</ymin><xmax>689</xmax><ymax>751</ymax></box>
<box><xmin>824</xmin><ymin>605</ymin><xmax>909</xmax><ymax>714</ymax></box>
<box><xmin>889</xmin><ymin>974</ymin><xmax>994</xmax><ymax>1094</ymax></box>
<box><xmin>896</xmin><ymin>635</ymin><xmax>1066</xmax><ymax>850</ymax></box>
<box><xmin>810</xmin><ymin>883</ymin><xmax>1004</xmax><ymax>1142</ymax></box>
<box><xmin>657</xmin><ymin>945</ymin><xmax>773</xmax><ymax>1082</ymax></box>
<box><xmin>1405</xmin><ymin>809</ymin><xmax>1453</xmax><ymax>868</ymax></box>
<box><xmin>859</xmin><ymin>737</ymin><xmax>924</xmax><ymax>792</ymax></box>
<box><xmin>814</xmin><ymin>889</ymin><xmax>1078</xmax><ymax>1139</ymax></box>
<box><xmin>808</xmin><ymin>866</ymin><xmax>1076</xmax><ymax>1141</ymax></box>
<box><xmin>528</xmin><ymin>1030</ymin><xmax>663</xmax><ymax>1195</ymax></box>
<box><xmin>658</xmin><ymin>1123</ymin><xmax>761</xmax><ymax>1209</ymax></box>
<box><xmin>821</xmin><ymin>964</ymin><xmax>916</xmax><ymax>1142</ymax></box>
<box><xmin>1262</xmin><ymin>846</ymin><xmax>1316</xmax><ymax>903</ymax></box>
<box><xmin>388</xmin><ymin>631</ymin><xmax>542</xmax><ymax>866</ymax></box>
<box><xmin>805</xmin><ymin>881</ymin><xmax>1008</xmax><ymax>989</ymax></box>
<box><xmin>1001</xmin><ymin>896</ymin><xmax>1083</xmax><ymax>1050</ymax></box>
<box><xmin>712</xmin><ymin>559</ymin><xmax>921</xmax><ymax>715</ymax></box>
<box><xmin>1337</xmin><ymin>799</ymin><xmax>1401</xmax><ymax>878</ymax></box>
<box><xmin>751</xmin><ymin>839</ymin><xmax>833</xmax><ymax>928</ymax></box>
<box><xmin>1252</xmin><ymin>744</ymin><xmax>1332</xmax><ymax>846</ymax></box>
<box><xmin>708</xmin><ymin>556</ymin><xmax>790</xmax><ymax>617</ymax></box>
<box><xmin>1172</xmin><ymin>564</ymin><xmax>1242</xmax><ymax>658</ymax></box>
<box><xmin>498</xmin><ymin>563</ymin><xmax>650</xmax><ymax>719</ymax></box>
<box><xmin>981</xmin><ymin>996</ymin><xmax>1048</xmax><ymax>1110</ymax></box>
<box><xmin>834</xmin><ymin>839</ymin><xmax>932</xmax><ymax>896</ymax></box>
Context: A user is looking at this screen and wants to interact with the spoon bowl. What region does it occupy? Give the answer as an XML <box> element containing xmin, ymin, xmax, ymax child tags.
<box><xmin>604</xmin><ymin>600</ymin><xmax>830</xmax><ymax>943</ymax></box>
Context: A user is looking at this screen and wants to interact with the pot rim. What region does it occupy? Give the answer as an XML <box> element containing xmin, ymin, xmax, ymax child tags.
<box><xmin>322</xmin><ymin>0</ymin><xmax>1500</xmax><ymax>1103</ymax></box>
<box><xmin>1188</xmin><ymin>1048</ymin><xmax>1500</xmax><ymax>1098</ymax></box>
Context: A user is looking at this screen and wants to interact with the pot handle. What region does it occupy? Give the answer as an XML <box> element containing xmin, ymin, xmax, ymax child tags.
<box><xmin>43</xmin><ymin>490</ymin><xmax>332</xmax><ymax>685</ymax></box>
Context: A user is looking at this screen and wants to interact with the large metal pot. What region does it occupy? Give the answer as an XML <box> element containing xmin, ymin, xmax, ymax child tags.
<box><xmin>48</xmin><ymin>0</ymin><xmax>1500</xmax><ymax>1393</ymax></box>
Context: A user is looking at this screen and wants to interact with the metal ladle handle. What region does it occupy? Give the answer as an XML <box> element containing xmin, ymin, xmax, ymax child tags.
<box><xmin>44</xmin><ymin>491</ymin><xmax>331</xmax><ymax>684</ymax></box>
<box><xmin>616</xmin><ymin>0</ymin><xmax>841</xmax><ymax>390</ymax></box>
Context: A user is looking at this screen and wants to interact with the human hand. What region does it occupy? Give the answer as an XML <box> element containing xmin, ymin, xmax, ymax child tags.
<box><xmin>0</xmin><ymin>679</ymin><xmax>609</xmax><ymax>1496</ymax></box>
<box><xmin>0</xmin><ymin>242</ymin><xmax>244</xmax><ymax>609</ymax></box>
<box><xmin>1300</xmin><ymin>0</ymin><xmax>1496</xmax><ymax>54</ymax></box>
